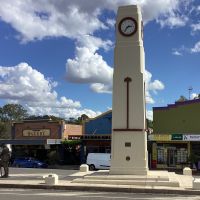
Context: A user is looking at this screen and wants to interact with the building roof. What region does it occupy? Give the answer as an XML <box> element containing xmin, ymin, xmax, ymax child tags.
<box><xmin>85</xmin><ymin>110</ymin><xmax>112</xmax><ymax>122</ymax></box>
<box><xmin>153</xmin><ymin>98</ymin><xmax>200</xmax><ymax>111</ymax></box>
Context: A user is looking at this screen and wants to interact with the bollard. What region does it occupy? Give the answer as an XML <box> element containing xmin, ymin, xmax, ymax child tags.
<box><xmin>80</xmin><ymin>164</ymin><xmax>89</xmax><ymax>172</ymax></box>
<box><xmin>43</xmin><ymin>174</ymin><xmax>58</xmax><ymax>185</ymax></box>
<box><xmin>183</xmin><ymin>167</ymin><xmax>192</xmax><ymax>176</ymax></box>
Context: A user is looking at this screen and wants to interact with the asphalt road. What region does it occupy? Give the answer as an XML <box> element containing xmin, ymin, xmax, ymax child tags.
<box><xmin>0</xmin><ymin>189</ymin><xmax>200</xmax><ymax>200</ymax></box>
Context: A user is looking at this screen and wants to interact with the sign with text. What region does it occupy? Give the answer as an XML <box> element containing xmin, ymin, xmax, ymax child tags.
<box><xmin>148</xmin><ymin>134</ymin><xmax>171</xmax><ymax>141</ymax></box>
<box><xmin>171</xmin><ymin>134</ymin><xmax>183</xmax><ymax>140</ymax></box>
<box><xmin>23</xmin><ymin>129</ymin><xmax>50</xmax><ymax>137</ymax></box>
<box><xmin>183</xmin><ymin>135</ymin><xmax>200</xmax><ymax>141</ymax></box>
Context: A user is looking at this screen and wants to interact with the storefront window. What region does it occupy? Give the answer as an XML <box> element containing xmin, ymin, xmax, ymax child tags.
<box><xmin>156</xmin><ymin>143</ymin><xmax>188</xmax><ymax>167</ymax></box>
<box><xmin>176</xmin><ymin>148</ymin><xmax>188</xmax><ymax>164</ymax></box>
<box><xmin>157</xmin><ymin>147</ymin><xmax>165</xmax><ymax>164</ymax></box>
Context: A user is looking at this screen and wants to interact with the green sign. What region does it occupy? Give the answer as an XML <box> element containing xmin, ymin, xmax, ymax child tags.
<box><xmin>172</xmin><ymin>134</ymin><xmax>183</xmax><ymax>140</ymax></box>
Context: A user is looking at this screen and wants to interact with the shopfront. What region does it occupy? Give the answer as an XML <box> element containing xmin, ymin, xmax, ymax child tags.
<box><xmin>149</xmin><ymin>134</ymin><xmax>190</xmax><ymax>169</ymax></box>
<box><xmin>155</xmin><ymin>142</ymin><xmax>188</xmax><ymax>169</ymax></box>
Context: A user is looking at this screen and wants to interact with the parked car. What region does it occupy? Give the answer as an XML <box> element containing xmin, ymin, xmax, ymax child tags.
<box><xmin>12</xmin><ymin>157</ymin><xmax>48</xmax><ymax>168</ymax></box>
<box><xmin>86</xmin><ymin>153</ymin><xmax>111</xmax><ymax>170</ymax></box>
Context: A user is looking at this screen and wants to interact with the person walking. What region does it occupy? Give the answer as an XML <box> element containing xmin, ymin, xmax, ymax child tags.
<box><xmin>0</xmin><ymin>144</ymin><xmax>10</xmax><ymax>178</ymax></box>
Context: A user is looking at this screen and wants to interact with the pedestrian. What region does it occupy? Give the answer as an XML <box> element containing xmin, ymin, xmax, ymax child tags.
<box><xmin>0</xmin><ymin>144</ymin><xmax>10</xmax><ymax>178</ymax></box>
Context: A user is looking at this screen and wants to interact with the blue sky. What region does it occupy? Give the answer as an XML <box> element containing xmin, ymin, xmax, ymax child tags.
<box><xmin>0</xmin><ymin>0</ymin><xmax>199</xmax><ymax>120</ymax></box>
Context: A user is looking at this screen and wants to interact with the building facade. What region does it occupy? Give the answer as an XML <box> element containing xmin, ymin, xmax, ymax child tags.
<box><xmin>0</xmin><ymin>119</ymin><xmax>83</xmax><ymax>164</ymax></box>
<box><xmin>151</xmin><ymin>99</ymin><xmax>200</xmax><ymax>170</ymax></box>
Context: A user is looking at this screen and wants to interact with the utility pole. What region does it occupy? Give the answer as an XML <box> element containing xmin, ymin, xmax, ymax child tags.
<box><xmin>188</xmin><ymin>86</ymin><xmax>193</xmax><ymax>100</ymax></box>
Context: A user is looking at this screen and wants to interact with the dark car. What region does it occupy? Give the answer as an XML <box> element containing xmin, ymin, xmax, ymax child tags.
<box><xmin>12</xmin><ymin>157</ymin><xmax>48</xmax><ymax>168</ymax></box>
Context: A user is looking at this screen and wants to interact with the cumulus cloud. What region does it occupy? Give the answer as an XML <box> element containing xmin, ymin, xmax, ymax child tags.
<box><xmin>106</xmin><ymin>19</ymin><xmax>116</xmax><ymax>27</ymax></box>
<box><xmin>172</xmin><ymin>50</ymin><xmax>182</xmax><ymax>56</ymax></box>
<box><xmin>172</xmin><ymin>42</ymin><xmax>200</xmax><ymax>55</ymax></box>
<box><xmin>146</xmin><ymin>110</ymin><xmax>153</xmax><ymax>120</ymax></box>
<box><xmin>191</xmin><ymin>93</ymin><xmax>198</xmax><ymax>99</ymax></box>
<box><xmin>0</xmin><ymin>0</ymin><xmax>193</xmax><ymax>42</ymax></box>
<box><xmin>0</xmin><ymin>1</ymin><xmax>106</xmax><ymax>43</ymax></box>
<box><xmin>191</xmin><ymin>23</ymin><xmax>200</xmax><ymax>32</ymax></box>
<box><xmin>144</xmin><ymin>70</ymin><xmax>165</xmax><ymax>104</ymax></box>
<box><xmin>157</xmin><ymin>13</ymin><xmax>188</xmax><ymax>28</ymax></box>
<box><xmin>90</xmin><ymin>83</ymin><xmax>112</xmax><ymax>94</ymax></box>
<box><xmin>0</xmin><ymin>1</ymin><xmax>170</xmax><ymax>110</ymax></box>
<box><xmin>66</xmin><ymin>35</ymin><xmax>113</xmax><ymax>89</ymax></box>
<box><xmin>0</xmin><ymin>63</ymin><xmax>101</xmax><ymax>119</ymax></box>
<box><xmin>191</xmin><ymin>41</ymin><xmax>200</xmax><ymax>53</ymax></box>
<box><xmin>0</xmin><ymin>63</ymin><xmax>57</xmax><ymax>102</ymax></box>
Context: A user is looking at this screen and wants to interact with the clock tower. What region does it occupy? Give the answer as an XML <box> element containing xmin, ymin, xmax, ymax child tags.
<box><xmin>110</xmin><ymin>5</ymin><xmax>148</xmax><ymax>175</ymax></box>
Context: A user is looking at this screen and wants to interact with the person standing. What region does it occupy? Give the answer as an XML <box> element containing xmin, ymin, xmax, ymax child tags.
<box><xmin>0</xmin><ymin>144</ymin><xmax>10</xmax><ymax>178</ymax></box>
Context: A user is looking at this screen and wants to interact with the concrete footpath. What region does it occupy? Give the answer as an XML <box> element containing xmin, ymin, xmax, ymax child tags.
<box><xmin>0</xmin><ymin>167</ymin><xmax>200</xmax><ymax>195</ymax></box>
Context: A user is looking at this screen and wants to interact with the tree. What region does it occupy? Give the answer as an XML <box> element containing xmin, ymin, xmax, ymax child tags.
<box><xmin>77</xmin><ymin>114</ymin><xmax>89</xmax><ymax>124</ymax></box>
<box><xmin>24</xmin><ymin>115</ymin><xmax>63</xmax><ymax>121</ymax></box>
<box><xmin>146</xmin><ymin>119</ymin><xmax>153</xmax><ymax>129</ymax></box>
<box><xmin>0</xmin><ymin>104</ymin><xmax>28</xmax><ymax>139</ymax></box>
<box><xmin>0</xmin><ymin>104</ymin><xmax>28</xmax><ymax>122</ymax></box>
<box><xmin>0</xmin><ymin>122</ymin><xmax>7</xmax><ymax>138</ymax></box>
<box><xmin>176</xmin><ymin>95</ymin><xmax>188</xmax><ymax>102</ymax></box>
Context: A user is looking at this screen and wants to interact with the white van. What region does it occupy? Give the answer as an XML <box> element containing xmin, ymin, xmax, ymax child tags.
<box><xmin>86</xmin><ymin>153</ymin><xmax>111</xmax><ymax>170</ymax></box>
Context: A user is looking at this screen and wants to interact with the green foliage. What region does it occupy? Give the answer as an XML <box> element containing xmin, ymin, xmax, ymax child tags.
<box><xmin>24</xmin><ymin>115</ymin><xmax>64</xmax><ymax>121</ymax></box>
<box><xmin>0</xmin><ymin>122</ymin><xmax>7</xmax><ymax>138</ymax></box>
<box><xmin>176</xmin><ymin>95</ymin><xmax>188</xmax><ymax>102</ymax></box>
<box><xmin>0</xmin><ymin>104</ymin><xmax>28</xmax><ymax>122</ymax></box>
<box><xmin>188</xmin><ymin>153</ymin><xmax>200</xmax><ymax>163</ymax></box>
<box><xmin>61</xmin><ymin>140</ymin><xmax>81</xmax><ymax>146</ymax></box>
<box><xmin>46</xmin><ymin>150</ymin><xmax>61</xmax><ymax>165</ymax></box>
<box><xmin>67</xmin><ymin>114</ymin><xmax>89</xmax><ymax>124</ymax></box>
<box><xmin>146</xmin><ymin>119</ymin><xmax>153</xmax><ymax>129</ymax></box>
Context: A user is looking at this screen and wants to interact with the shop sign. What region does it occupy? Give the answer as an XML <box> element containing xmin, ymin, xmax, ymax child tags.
<box><xmin>47</xmin><ymin>139</ymin><xmax>62</xmax><ymax>144</ymax></box>
<box><xmin>171</xmin><ymin>134</ymin><xmax>183</xmax><ymax>140</ymax></box>
<box><xmin>148</xmin><ymin>134</ymin><xmax>171</xmax><ymax>141</ymax></box>
<box><xmin>183</xmin><ymin>135</ymin><xmax>200</xmax><ymax>141</ymax></box>
<box><xmin>23</xmin><ymin>129</ymin><xmax>50</xmax><ymax>137</ymax></box>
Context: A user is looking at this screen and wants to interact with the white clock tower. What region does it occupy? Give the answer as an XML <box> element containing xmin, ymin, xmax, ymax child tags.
<box><xmin>110</xmin><ymin>5</ymin><xmax>148</xmax><ymax>175</ymax></box>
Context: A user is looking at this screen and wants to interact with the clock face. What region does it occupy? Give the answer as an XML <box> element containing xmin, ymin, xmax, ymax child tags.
<box><xmin>118</xmin><ymin>17</ymin><xmax>137</xmax><ymax>36</ymax></box>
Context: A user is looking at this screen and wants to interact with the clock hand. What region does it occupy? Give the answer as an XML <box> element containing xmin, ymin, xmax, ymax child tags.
<box><xmin>124</xmin><ymin>25</ymin><xmax>132</xmax><ymax>32</ymax></box>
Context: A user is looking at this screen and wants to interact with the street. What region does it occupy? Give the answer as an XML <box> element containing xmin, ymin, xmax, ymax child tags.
<box><xmin>0</xmin><ymin>189</ymin><xmax>200</xmax><ymax>200</ymax></box>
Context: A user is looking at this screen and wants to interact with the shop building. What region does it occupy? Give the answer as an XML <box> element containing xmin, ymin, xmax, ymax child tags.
<box><xmin>0</xmin><ymin>118</ymin><xmax>82</xmax><ymax>163</ymax></box>
<box><xmin>151</xmin><ymin>99</ymin><xmax>200</xmax><ymax>170</ymax></box>
<box><xmin>83</xmin><ymin>110</ymin><xmax>112</xmax><ymax>154</ymax></box>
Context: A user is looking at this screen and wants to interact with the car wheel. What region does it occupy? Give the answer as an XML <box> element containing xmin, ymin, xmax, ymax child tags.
<box><xmin>89</xmin><ymin>164</ymin><xmax>95</xmax><ymax>171</ymax></box>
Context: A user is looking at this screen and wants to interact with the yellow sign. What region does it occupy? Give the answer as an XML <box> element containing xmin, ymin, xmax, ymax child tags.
<box><xmin>23</xmin><ymin>129</ymin><xmax>50</xmax><ymax>137</ymax></box>
<box><xmin>149</xmin><ymin>134</ymin><xmax>171</xmax><ymax>141</ymax></box>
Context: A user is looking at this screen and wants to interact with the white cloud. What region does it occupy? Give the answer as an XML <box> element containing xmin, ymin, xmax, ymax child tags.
<box><xmin>191</xmin><ymin>41</ymin><xmax>200</xmax><ymax>53</ymax></box>
<box><xmin>144</xmin><ymin>70</ymin><xmax>165</xmax><ymax>103</ymax></box>
<box><xmin>66</xmin><ymin>35</ymin><xmax>113</xmax><ymax>85</ymax></box>
<box><xmin>0</xmin><ymin>0</ymin><xmax>192</xmax><ymax>42</ymax></box>
<box><xmin>146</xmin><ymin>110</ymin><xmax>153</xmax><ymax>120</ymax></box>
<box><xmin>157</xmin><ymin>13</ymin><xmax>188</xmax><ymax>28</ymax></box>
<box><xmin>0</xmin><ymin>1</ymin><xmax>167</xmax><ymax>109</ymax></box>
<box><xmin>191</xmin><ymin>93</ymin><xmax>198</xmax><ymax>99</ymax></box>
<box><xmin>0</xmin><ymin>63</ymin><xmax>101</xmax><ymax>119</ymax></box>
<box><xmin>66</xmin><ymin>42</ymin><xmax>164</xmax><ymax>103</ymax></box>
<box><xmin>172</xmin><ymin>50</ymin><xmax>182</xmax><ymax>56</ymax></box>
<box><xmin>90</xmin><ymin>83</ymin><xmax>112</xmax><ymax>94</ymax></box>
<box><xmin>0</xmin><ymin>1</ymin><xmax>106</xmax><ymax>43</ymax></box>
<box><xmin>0</xmin><ymin>63</ymin><xmax>57</xmax><ymax>102</ymax></box>
<box><xmin>174</xmin><ymin>41</ymin><xmax>200</xmax><ymax>55</ymax></box>
<box><xmin>191</xmin><ymin>23</ymin><xmax>200</xmax><ymax>32</ymax></box>
<box><xmin>106</xmin><ymin>19</ymin><xmax>116</xmax><ymax>27</ymax></box>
